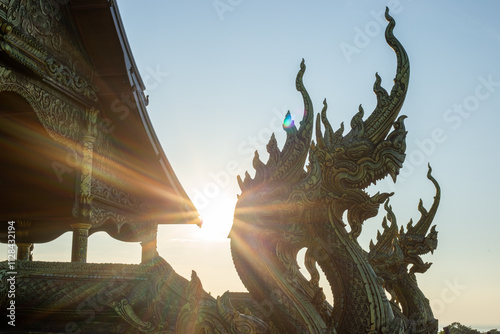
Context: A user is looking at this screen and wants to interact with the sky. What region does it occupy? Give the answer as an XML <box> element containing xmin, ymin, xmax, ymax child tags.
<box><xmin>3</xmin><ymin>0</ymin><xmax>500</xmax><ymax>330</ymax></box>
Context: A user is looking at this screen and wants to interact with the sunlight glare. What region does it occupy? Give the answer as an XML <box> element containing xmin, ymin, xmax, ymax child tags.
<box><xmin>195</xmin><ymin>195</ymin><xmax>236</xmax><ymax>241</ymax></box>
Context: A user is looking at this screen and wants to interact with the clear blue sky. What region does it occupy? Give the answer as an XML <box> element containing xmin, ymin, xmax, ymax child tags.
<box><xmin>4</xmin><ymin>0</ymin><xmax>500</xmax><ymax>330</ymax></box>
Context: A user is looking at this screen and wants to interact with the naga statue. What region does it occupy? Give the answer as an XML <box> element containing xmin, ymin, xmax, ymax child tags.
<box><xmin>229</xmin><ymin>8</ymin><xmax>440</xmax><ymax>334</ymax></box>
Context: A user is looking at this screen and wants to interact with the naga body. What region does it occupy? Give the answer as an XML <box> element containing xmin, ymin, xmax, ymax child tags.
<box><xmin>230</xmin><ymin>8</ymin><xmax>440</xmax><ymax>334</ymax></box>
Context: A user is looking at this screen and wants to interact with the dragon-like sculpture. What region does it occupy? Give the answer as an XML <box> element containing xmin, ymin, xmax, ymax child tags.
<box><xmin>229</xmin><ymin>8</ymin><xmax>440</xmax><ymax>334</ymax></box>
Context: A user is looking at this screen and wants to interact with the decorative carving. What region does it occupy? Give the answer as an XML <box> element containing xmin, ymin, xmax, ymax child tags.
<box><xmin>0</xmin><ymin>17</ymin><xmax>46</xmax><ymax>76</ymax></box>
<box><xmin>0</xmin><ymin>64</ymin><xmax>11</xmax><ymax>77</ymax></box>
<box><xmin>84</xmin><ymin>107</ymin><xmax>99</xmax><ymax>137</ymax></box>
<box><xmin>80</xmin><ymin>138</ymin><xmax>94</xmax><ymax>192</ymax></box>
<box><xmin>0</xmin><ymin>260</ymin><xmax>150</xmax><ymax>324</ymax></box>
<box><xmin>0</xmin><ymin>17</ymin><xmax>47</xmax><ymax>60</ymax></box>
<box><xmin>368</xmin><ymin>165</ymin><xmax>440</xmax><ymax>333</ymax></box>
<box><xmin>79</xmin><ymin>194</ymin><xmax>93</xmax><ymax>222</ymax></box>
<box><xmin>0</xmin><ymin>68</ymin><xmax>82</xmax><ymax>148</ymax></box>
<box><xmin>91</xmin><ymin>206</ymin><xmax>130</xmax><ymax>226</ymax></box>
<box><xmin>112</xmin><ymin>298</ymin><xmax>155</xmax><ymax>333</ymax></box>
<box><xmin>91</xmin><ymin>178</ymin><xmax>152</xmax><ymax>212</ymax></box>
<box><xmin>175</xmin><ymin>271</ymin><xmax>270</xmax><ymax>334</ymax></box>
<box><xmin>229</xmin><ymin>8</ymin><xmax>439</xmax><ymax>334</ymax></box>
<box><xmin>0</xmin><ymin>2</ymin><xmax>98</xmax><ymax>102</ymax></box>
<box><xmin>79</xmin><ymin>108</ymin><xmax>99</xmax><ymax>222</ymax></box>
<box><xmin>0</xmin><ymin>257</ymin><xmax>276</xmax><ymax>333</ymax></box>
<box><xmin>46</xmin><ymin>57</ymin><xmax>98</xmax><ymax>101</ymax></box>
<box><xmin>90</xmin><ymin>113</ymin><xmax>153</xmax><ymax>218</ymax></box>
<box><xmin>6</xmin><ymin>0</ymin><xmax>64</xmax><ymax>54</ymax></box>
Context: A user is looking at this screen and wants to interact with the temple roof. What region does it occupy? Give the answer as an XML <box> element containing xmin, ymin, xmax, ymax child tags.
<box><xmin>0</xmin><ymin>0</ymin><xmax>200</xmax><ymax>246</ymax></box>
<box><xmin>69</xmin><ymin>0</ymin><xmax>201</xmax><ymax>228</ymax></box>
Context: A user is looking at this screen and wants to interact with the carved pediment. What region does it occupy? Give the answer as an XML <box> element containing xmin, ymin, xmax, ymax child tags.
<box><xmin>0</xmin><ymin>0</ymin><xmax>97</xmax><ymax>102</ymax></box>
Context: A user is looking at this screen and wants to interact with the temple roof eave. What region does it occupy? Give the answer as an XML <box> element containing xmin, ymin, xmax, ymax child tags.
<box><xmin>69</xmin><ymin>0</ymin><xmax>201</xmax><ymax>227</ymax></box>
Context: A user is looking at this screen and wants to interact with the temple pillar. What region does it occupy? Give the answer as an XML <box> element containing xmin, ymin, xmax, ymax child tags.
<box><xmin>80</xmin><ymin>132</ymin><xmax>96</xmax><ymax>200</ymax></box>
<box><xmin>16</xmin><ymin>220</ymin><xmax>32</xmax><ymax>260</ymax></box>
<box><xmin>141</xmin><ymin>223</ymin><xmax>158</xmax><ymax>263</ymax></box>
<box><xmin>78</xmin><ymin>109</ymin><xmax>98</xmax><ymax>221</ymax></box>
<box><xmin>17</xmin><ymin>243</ymin><xmax>33</xmax><ymax>260</ymax></box>
<box><xmin>72</xmin><ymin>108</ymin><xmax>99</xmax><ymax>262</ymax></box>
<box><xmin>71</xmin><ymin>223</ymin><xmax>92</xmax><ymax>263</ymax></box>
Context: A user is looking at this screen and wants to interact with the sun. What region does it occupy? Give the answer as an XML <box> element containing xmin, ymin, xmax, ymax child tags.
<box><xmin>195</xmin><ymin>195</ymin><xmax>237</xmax><ymax>241</ymax></box>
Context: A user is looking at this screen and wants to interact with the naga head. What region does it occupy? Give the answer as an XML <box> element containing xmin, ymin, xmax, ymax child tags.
<box><xmin>233</xmin><ymin>8</ymin><xmax>409</xmax><ymax>240</ymax></box>
<box><xmin>312</xmin><ymin>8</ymin><xmax>410</xmax><ymax>239</ymax></box>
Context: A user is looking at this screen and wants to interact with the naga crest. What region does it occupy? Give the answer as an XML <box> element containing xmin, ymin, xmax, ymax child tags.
<box><xmin>230</xmin><ymin>8</ymin><xmax>440</xmax><ymax>334</ymax></box>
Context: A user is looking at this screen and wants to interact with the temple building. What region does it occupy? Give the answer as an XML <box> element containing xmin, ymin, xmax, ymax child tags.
<box><xmin>0</xmin><ymin>0</ymin><xmax>201</xmax><ymax>263</ymax></box>
<box><xmin>0</xmin><ymin>1</ymin><xmax>209</xmax><ymax>332</ymax></box>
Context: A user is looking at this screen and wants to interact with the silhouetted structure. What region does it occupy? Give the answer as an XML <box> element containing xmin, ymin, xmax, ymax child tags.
<box><xmin>0</xmin><ymin>3</ymin><xmax>440</xmax><ymax>333</ymax></box>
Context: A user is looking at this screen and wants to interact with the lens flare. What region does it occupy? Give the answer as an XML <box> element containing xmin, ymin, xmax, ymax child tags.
<box><xmin>283</xmin><ymin>111</ymin><xmax>295</xmax><ymax>129</ymax></box>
